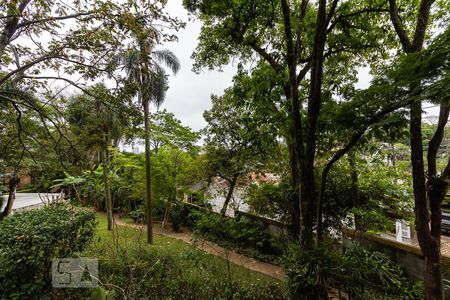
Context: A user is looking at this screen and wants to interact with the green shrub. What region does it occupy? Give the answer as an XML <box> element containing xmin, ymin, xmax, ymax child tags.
<box><xmin>191</xmin><ymin>210</ymin><xmax>283</xmax><ymax>262</ymax></box>
<box><xmin>282</xmin><ymin>244</ymin><xmax>424</xmax><ymax>299</ymax></box>
<box><xmin>128</xmin><ymin>204</ymin><xmax>146</xmax><ymax>223</ymax></box>
<box><xmin>128</xmin><ymin>198</ymin><xmax>170</xmax><ymax>224</ymax></box>
<box><xmin>0</xmin><ymin>204</ymin><xmax>97</xmax><ymax>299</ymax></box>
<box><xmin>169</xmin><ymin>200</ymin><xmax>189</xmax><ymax>232</ymax></box>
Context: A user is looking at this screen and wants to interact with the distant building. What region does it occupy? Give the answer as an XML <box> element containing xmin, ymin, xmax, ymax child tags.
<box><xmin>185</xmin><ymin>172</ymin><xmax>280</xmax><ymax>217</ymax></box>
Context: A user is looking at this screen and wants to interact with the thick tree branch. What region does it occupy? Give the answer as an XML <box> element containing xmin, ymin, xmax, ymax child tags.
<box><xmin>411</xmin><ymin>0</ymin><xmax>435</xmax><ymax>51</ymax></box>
<box><xmin>0</xmin><ymin>0</ymin><xmax>32</xmax><ymax>59</ymax></box>
<box><xmin>388</xmin><ymin>0</ymin><xmax>412</xmax><ymax>52</ymax></box>
<box><xmin>294</xmin><ymin>0</ymin><xmax>309</xmax><ymax>56</ymax></box>
<box><xmin>248</xmin><ymin>42</ymin><xmax>282</xmax><ymax>73</ymax></box>
<box><xmin>0</xmin><ymin>52</ymin><xmax>60</xmax><ymax>85</ymax></box>
<box><xmin>327</xmin><ymin>5</ymin><xmax>389</xmax><ymax>35</ymax></box>
<box><xmin>427</xmin><ymin>102</ymin><xmax>450</xmax><ymax>176</ymax></box>
<box><xmin>297</xmin><ymin>61</ymin><xmax>311</xmax><ymax>83</ymax></box>
<box><xmin>442</xmin><ymin>158</ymin><xmax>450</xmax><ymax>180</ymax></box>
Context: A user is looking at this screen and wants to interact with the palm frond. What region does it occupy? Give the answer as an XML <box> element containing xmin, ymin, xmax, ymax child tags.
<box><xmin>108</xmin><ymin>50</ymin><xmax>142</xmax><ymax>84</ymax></box>
<box><xmin>149</xmin><ymin>67</ymin><xmax>169</xmax><ymax>108</ymax></box>
<box><xmin>152</xmin><ymin>49</ymin><xmax>180</xmax><ymax>75</ymax></box>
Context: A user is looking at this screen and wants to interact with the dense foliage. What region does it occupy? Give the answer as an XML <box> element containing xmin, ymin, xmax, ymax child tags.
<box><xmin>283</xmin><ymin>244</ymin><xmax>424</xmax><ymax>299</ymax></box>
<box><xmin>0</xmin><ymin>204</ymin><xmax>96</xmax><ymax>299</ymax></box>
<box><xmin>190</xmin><ymin>210</ymin><xmax>283</xmax><ymax>263</ymax></box>
<box><xmin>1</xmin><ymin>0</ymin><xmax>449</xmax><ymax>298</ymax></box>
<box><xmin>59</xmin><ymin>216</ymin><xmax>285</xmax><ymax>300</ymax></box>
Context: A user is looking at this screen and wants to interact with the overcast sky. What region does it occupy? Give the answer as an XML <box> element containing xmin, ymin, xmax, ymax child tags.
<box><xmin>155</xmin><ymin>0</ymin><xmax>439</xmax><ymax>132</ymax></box>
<box><xmin>158</xmin><ymin>0</ymin><xmax>236</xmax><ymax>131</ymax></box>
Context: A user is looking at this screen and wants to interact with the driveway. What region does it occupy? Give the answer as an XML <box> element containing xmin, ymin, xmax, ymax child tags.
<box><xmin>1</xmin><ymin>193</ymin><xmax>59</xmax><ymax>211</ymax></box>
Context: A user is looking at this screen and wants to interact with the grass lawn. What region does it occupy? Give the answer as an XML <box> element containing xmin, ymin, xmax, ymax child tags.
<box><xmin>77</xmin><ymin>213</ymin><xmax>284</xmax><ymax>299</ymax></box>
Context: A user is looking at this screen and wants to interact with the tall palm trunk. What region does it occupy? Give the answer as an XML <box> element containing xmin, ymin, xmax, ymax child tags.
<box><xmin>102</xmin><ymin>126</ymin><xmax>113</xmax><ymax>231</ymax></box>
<box><xmin>143</xmin><ymin>99</ymin><xmax>153</xmax><ymax>244</ymax></box>
<box><xmin>140</xmin><ymin>38</ymin><xmax>154</xmax><ymax>244</ymax></box>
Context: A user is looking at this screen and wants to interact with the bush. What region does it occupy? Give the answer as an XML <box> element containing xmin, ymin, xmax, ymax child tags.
<box><xmin>191</xmin><ymin>210</ymin><xmax>283</xmax><ymax>262</ymax></box>
<box><xmin>129</xmin><ymin>205</ymin><xmax>146</xmax><ymax>223</ymax></box>
<box><xmin>169</xmin><ymin>201</ymin><xmax>189</xmax><ymax>232</ymax></box>
<box><xmin>282</xmin><ymin>244</ymin><xmax>424</xmax><ymax>299</ymax></box>
<box><xmin>0</xmin><ymin>204</ymin><xmax>96</xmax><ymax>299</ymax></box>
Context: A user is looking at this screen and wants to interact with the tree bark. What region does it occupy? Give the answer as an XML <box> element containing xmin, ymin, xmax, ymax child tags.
<box><xmin>2</xmin><ymin>175</ymin><xmax>20</xmax><ymax>217</ymax></box>
<box><xmin>0</xmin><ymin>0</ymin><xmax>32</xmax><ymax>61</ymax></box>
<box><xmin>140</xmin><ymin>38</ymin><xmax>154</xmax><ymax>244</ymax></box>
<box><xmin>102</xmin><ymin>126</ymin><xmax>113</xmax><ymax>231</ymax></box>
<box><xmin>388</xmin><ymin>0</ymin><xmax>442</xmax><ymax>297</ymax></box>
<box><xmin>143</xmin><ymin>99</ymin><xmax>153</xmax><ymax>244</ymax></box>
<box><xmin>302</xmin><ymin>0</ymin><xmax>328</xmax><ymax>250</ymax></box>
<box><xmin>220</xmin><ymin>175</ymin><xmax>238</xmax><ymax>217</ymax></box>
<box><xmin>410</xmin><ymin>100</ymin><xmax>443</xmax><ymax>299</ymax></box>
<box><xmin>280</xmin><ymin>0</ymin><xmax>304</xmax><ymax>241</ymax></box>
<box><xmin>286</xmin><ymin>140</ymin><xmax>301</xmax><ymax>237</ymax></box>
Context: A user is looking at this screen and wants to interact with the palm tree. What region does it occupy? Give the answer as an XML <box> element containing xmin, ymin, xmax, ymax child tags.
<box><xmin>113</xmin><ymin>29</ymin><xmax>180</xmax><ymax>244</ymax></box>
<box><xmin>66</xmin><ymin>85</ymin><xmax>124</xmax><ymax>231</ymax></box>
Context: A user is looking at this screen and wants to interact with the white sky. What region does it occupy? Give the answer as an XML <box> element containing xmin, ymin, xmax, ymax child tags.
<box><xmin>159</xmin><ymin>0</ymin><xmax>236</xmax><ymax>131</ymax></box>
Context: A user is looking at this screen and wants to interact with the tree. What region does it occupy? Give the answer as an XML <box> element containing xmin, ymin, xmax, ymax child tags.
<box><xmin>203</xmin><ymin>88</ymin><xmax>278</xmax><ymax>217</ymax></box>
<box><xmin>152</xmin><ymin>146</ymin><xmax>194</xmax><ymax>227</ymax></box>
<box><xmin>66</xmin><ymin>84</ymin><xmax>128</xmax><ymax>230</ymax></box>
<box><xmin>113</xmin><ymin>19</ymin><xmax>180</xmax><ymax>244</ymax></box>
<box><xmin>385</xmin><ymin>9</ymin><xmax>450</xmax><ymax>295</ymax></box>
<box><xmin>185</xmin><ymin>0</ymin><xmax>396</xmax><ymax>250</ymax></box>
<box><xmin>147</xmin><ymin>109</ymin><xmax>199</xmax><ymax>154</ymax></box>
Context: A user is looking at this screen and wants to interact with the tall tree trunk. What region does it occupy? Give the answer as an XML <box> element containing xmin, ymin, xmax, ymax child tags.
<box><xmin>302</xmin><ymin>0</ymin><xmax>328</xmax><ymax>250</ymax></box>
<box><xmin>2</xmin><ymin>175</ymin><xmax>19</xmax><ymax>217</ymax></box>
<box><xmin>221</xmin><ymin>175</ymin><xmax>238</xmax><ymax>217</ymax></box>
<box><xmin>388</xmin><ymin>0</ymin><xmax>441</xmax><ymax>296</ymax></box>
<box><xmin>280</xmin><ymin>0</ymin><xmax>304</xmax><ymax>241</ymax></box>
<box><xmin>143</xmin><ymin>99</ymin><xmax>153</xmax><ymax>244</ymax></box>
<box><xmin>286</xmin><ymin>113</ymin><xmax>301</xmax><ymax>237</ymax></box>
<box><xmin>102</xmin><ymin>126</ymin><xmax>113</xmax><ymax>231</ymax></box>
<box><xmin>410</xmin><ymin>101</ymin><xmax>443</xmax><ymax>299</ymax></box>
<box><xmin>140</xmin><ymin>39</ymin><xmax>153</xmax><ymax>244</ymax></box>
<box><xmin>391</xmin><ymin>143</ymin><xmax>397</xmax><ymax>167</ymax></box>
